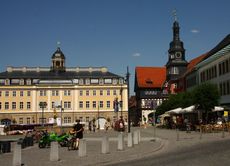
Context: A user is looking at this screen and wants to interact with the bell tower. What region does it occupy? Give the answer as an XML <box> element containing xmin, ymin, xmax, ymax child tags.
<box><xmin>166</xmin><ymin>10</ymin><xmax>188</xmax><ymax>82</ymax></box>
<box><xmin>51</xmin><ymin>43</ymin><xmax>66</xmax><ymax>72</ymax></box>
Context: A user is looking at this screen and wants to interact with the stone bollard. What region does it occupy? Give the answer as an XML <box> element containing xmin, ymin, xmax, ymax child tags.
<box><xmin>138</xmin><ymin>130</ymin><xmax>141</xmax><ymax>143</ymax></box>
<box><xmin>101</xmin><ymin>136</ymin><xmax>109</xmax><ymax>154</ymax></box>
<box><xmin>13</xmin><ymin>143</ymin><xmax>21</xmax><ymax>166</ymax></box>
<box><xmin>117</xmin><ymin>132</ymin><xmax>124</xmax><ymax>151</ymax></box>
<box><xmin>199</xmin><ymin>128</ymin><xmax>202</xmax><ymax>140</ymax></box>
<box><xmin>133</xmin><ymin>131</ymin><xmax>139</xmax><ymax>145</ymax></box>
<box><xmin>127</xmin><ymin>132</ymin><xmax>133</xmax><ymax>147</ymax></box>
<box><xmin>176</xmin><ymin>129</ymin><xmax>179</xmax><ymax>141</ymax></box>
<box><xmin>50</xmin><ymin>141</ymin><xmax>59</xmax><ymax>161</ymax></box>
<box><xmin>78</xmin><ymin>139</ymin><xmax>87</xmax><ymax>157</ymax></box>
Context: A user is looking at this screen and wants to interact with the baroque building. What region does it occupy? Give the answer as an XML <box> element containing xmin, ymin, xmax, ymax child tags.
<box><xmin>0</xmin><ymin>47</ymin><xmax>128</xmax><ymax>127</ymax></box>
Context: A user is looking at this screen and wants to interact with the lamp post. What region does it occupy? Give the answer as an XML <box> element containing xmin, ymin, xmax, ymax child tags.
<box><xmin>120</xmin><ymin>86</ymin><xmax>123</xmax><ymax>118</ymax></box>
<box><xmin>39</xmin><ymin>102</ymin><xmax>47</xmax><ymax>127</ymax></box>
<box><xmin>97</xmin><ymin>101</ymin><xmax>100</xmax><ymax>130</ymax></box>
<box><xmin>126</xmin><ymin>66</ymin><xmax>130</xmax><ymax>133</ymax></box>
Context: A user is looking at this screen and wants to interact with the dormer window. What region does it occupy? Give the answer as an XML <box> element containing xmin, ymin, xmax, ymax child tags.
<box><xmin>112</xmin><ymin>79</ymin><xmax>118</xmax><ymax>85</ymax></box>
<box><xmin>26</xmin><ymin>79</ymin><xmax>31</xmax><ymax>85</ymax></box>
<box><xmin>5</xmin><ymin>79</ymin><xmax>10</xmax><ymax>85</ymax></box>
<box><xmin>145</xmin><ymin>79</ymin><xmax>153</xmax><ymax>84</ymax></box>
<box><xmin>99</xmin><ymin>78</ymin><xmax>104</xmax><ymax>85</ymax></box>
<box><xmin>19</xmin><ymin>79</ymin><xmax>24</xmax><ymax>85</ymax></box>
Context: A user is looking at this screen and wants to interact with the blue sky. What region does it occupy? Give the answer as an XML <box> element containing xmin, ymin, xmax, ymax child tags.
<box><xmin>0</xmin><ymin>0</ymin><xmax>230</xmax><ymax>95</ymax></box>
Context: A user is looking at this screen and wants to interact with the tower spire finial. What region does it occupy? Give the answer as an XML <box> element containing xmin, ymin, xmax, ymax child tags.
<box><xmin>57</xmin><ymin>41</ymin><xmax>61</xmax><ymax>48</ymax></box>
<box><xmin>172</xmin><ymin>9</ymin><xmax>177</xmax><ymax>21</ymax></box>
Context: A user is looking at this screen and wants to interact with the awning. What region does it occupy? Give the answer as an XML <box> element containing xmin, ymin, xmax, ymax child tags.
<box><xmin>181</xmin><ymin>105</ymin><xmax>196</xmax><ymax>113</ymax></box>
<box><xmin>212</xmin><ymin>106</ymin><xmax>224</xmax><ymax>112</ymax></box>
<box><xmin>166</xmin><ymin>107</ymin><xmax>183</xmax><ymax>114</ymax></box>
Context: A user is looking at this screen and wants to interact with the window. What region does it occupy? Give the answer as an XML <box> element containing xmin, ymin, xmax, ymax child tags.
<box><xmin>39</xmin><ymin>90</ymin><xmax>46</xmax><ymax>96</ymax></box>
<box><xmin>86</xmin><ymin>90</ymin><xmax>90</xmax><ymax>96</ymax></box>
<box><xmin>13</xmin><ymin>91</ymin><xmax>16</xmax><ymax>97</ymax></box>
<box><xmin>19</xmin><ymin>118</ymin><xmax>23</xmax><ymax>124</ymax></box>
<box><xmin>113</xmin><ymin>79</ymin><xmax>118</xmax><ymax>85</ymax></box>
<box><xmin>100</xmin><ymin>90</ymin><xmax>103</xmax><ymax>96</ymax></box>
<box><xmin>86</xmin><ymin>101</ymin><xmax>90</xmax><ymax>108</ymax></box>
<box><xmin>99</xmin><ymin>78</ymin><xmax>104</xmax><ymax>85</ymax></box>
<box><xmin>39</xmin><ymin>118</ymin><xmax>46</xmax><ymax>124</ymax></box>
<box><xmin>27</xmin><ymin>91</ymin><xmax>31</xmax><ymax>96</ymax></box>
<box><xmin>79</xmin><ymin>79</ymin><xmax>84</xmax><ymax>85</ymax></box>
<box><xmin>52</xmin><ymin>90</ymin><xmax>59</xmax><ymax>96</ymax></box>
<box><xmin>93</xmin><ymin>90</ymin><xmax>96</xmax><ymax>96</ymax></box>
<box><xmin>64</xmin><ymin>101</ymin><xmax>71</xmax><ymax>109</ymax></box>
<box><xmin>113</xmin><ymin>90</ymin><xmax>117</xmax><ymax>96</ymax></box>
<box><xmin>26</xmin><ymin>117</ymin><xmax>30</xmax><ymax>124</ymax></box>
<box><xmin>5</xmin><ymin>102</ymin><xmax>9</xmax><ymax>110</ymax></box>
<box><xmin>106</xmin><ymin>101</ymin><xmax>110</xmax><ymax>108</ymax></box>
<box><xmin>107</xmin><ymin>90</ymin><xmax>110</xmax><ymax>96</ymax></box>
<box><xmin>99</xmin><ymin>101</ymin><xmax>103</xmax><ymax>108</ymax></box>
<box><xmin>0</xmin><ymin>102</ymin><xmax>1</xmax><ymax>109</ymax></box>
<box><xmin>64</xmin><ymin>90</ymin><xmax>71</xmax><ymax>96</ymax></box>
<box><xmin>20</xmin><ymin>91</ymin><xmax>23</xmax><ymax>97</ymax></box>
<box><xmin>79</xmin><ymin>101</ymin><xmax>83</xmax><ymax>108</ymax></box>
<box><xmin>5</xmin><ymin>79</ymin><xmax>10</xmax><ymax>85</ymax></box>
<box><xmin>26</xmin><ymin>79</ymin><xmax>31</xmax><ymax>85</ymax></box>
<box><xmin>27</xmin><ymin>102</ymin><xmax>31</xmax><ymax>109</ymax></box>
<box><xmin>0</xmin><ymin>91</ymin><xmax>1</xmax><ymax>97</ymax></box>
<box><xmin>119</xmin><ymin>78</ymin><xmax>124</xmax><ymax>84</ymax></box>
<box><xmin>20</xmin><ymin>102</ymin><xmax>23</xmax><ymax>109</ymax></box>
<box><xmin>171</xmin><ymin>67</ymin><xmax>179</xmax><ymax>74</ymax></box>
<box><xmin>12</xmin><ymin>102</ymin><xmax>16</xmax><ymax>109</ymax></box>
<box><xmin>64</xmin><ymin>117</ymin><xmax>71</xmax><ymax>123</ymax></box>
<box><xmin>86</xmin><ymin>117</ymin><xmax>89</xmax><ymax>122</ymax></box>
<box><xmin>5</xmin><ymin>91</ymin><xmax>9</xmax><ymax>97</ymax></box>
<box><xmin>19</xmin><ymin>79</ymin><xmax>24</xmax><ymax>85</ymax></box>
<box><xmin>79</xmin><ymin>90</ymin><xmax>83</xmax><ymax>96</ymax></box>
<box><xmin>92</xmin><ymin>101</ymin><xmax>97</xmax><ymax>108</ymax></box>
<box><xmin>85</xmin><ymin>79</ymin><xmax>90</xmax><ymax>85</ymax></box>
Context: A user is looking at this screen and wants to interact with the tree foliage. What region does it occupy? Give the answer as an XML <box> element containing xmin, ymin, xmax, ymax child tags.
<box><xmin>156</xmin><ymin>82</ymin><xmax>220</xmax><ymax>116</ymax></box>
<box><xmin>192</xmin><ymin>82</ymin><xmax>220</xmax><ymax>112</ymax></box>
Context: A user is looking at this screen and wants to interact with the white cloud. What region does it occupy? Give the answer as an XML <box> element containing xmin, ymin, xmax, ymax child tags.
<box><xmin>191</xmin><ymin>29</ymin><xmax>200</xmax><ymax>34</ymax></box>
<box><xmin>132</xmin><ymin>52</ymin><xmax>141</xmax><ymax>57</ymax></box>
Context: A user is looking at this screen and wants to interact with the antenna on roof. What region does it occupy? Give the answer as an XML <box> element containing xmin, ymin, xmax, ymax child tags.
<box><xmin>172</xmin><ymin>9</ymin><xmax>178</xmax><ymax>21</ymax></box>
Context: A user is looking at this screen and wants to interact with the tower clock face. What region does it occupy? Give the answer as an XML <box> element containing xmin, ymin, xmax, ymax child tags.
<box><xmin>175</xmin><ymin>52</ymin><xmax>182</xmax><ymax>58</ymax></box>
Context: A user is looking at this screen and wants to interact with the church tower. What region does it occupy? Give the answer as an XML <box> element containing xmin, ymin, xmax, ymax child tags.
<box><xmin>51</xmin><ymin>46</ymin><xmax>66</xmax><ymax>72</ymax></box>
<box><xmin>166</xmin><ymin>12</ymin><xmax>188</xmax><ymax>82</ymax></box>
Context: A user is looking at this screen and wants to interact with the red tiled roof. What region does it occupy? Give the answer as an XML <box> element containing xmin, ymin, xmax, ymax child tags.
<box><xmin>184</xmin><ymin>53</ymin><xmax>208</xmax><ymax>76</ymax></box>
<box><xmin>135</xmin><ymin>66</ymin><xmax>166</xmax><ymax>88</ymax></box>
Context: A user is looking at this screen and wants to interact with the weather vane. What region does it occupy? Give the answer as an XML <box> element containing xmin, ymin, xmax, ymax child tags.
<box><xmin>172</xmin><ymin>9</ymin><xmax>178</xmax><ymax>21</ymax></box>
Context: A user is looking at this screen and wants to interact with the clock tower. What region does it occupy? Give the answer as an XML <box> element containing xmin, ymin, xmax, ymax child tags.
<box><xmin>166</xmin><ymin>15</ymin><xmax>188</xmax><ymax>82</ymax></box>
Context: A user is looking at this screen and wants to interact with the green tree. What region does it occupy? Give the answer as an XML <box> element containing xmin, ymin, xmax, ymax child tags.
<box><xmin>192</xmin><ymin>83</ymin><xmax>220</xmax><ymax>123</ymax></box>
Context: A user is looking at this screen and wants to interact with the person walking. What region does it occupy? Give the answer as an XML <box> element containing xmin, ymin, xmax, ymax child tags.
<box><xmin>73</xmin><ymin>119</ymin><xmax>84</xmax><ymax>150</ymax></box>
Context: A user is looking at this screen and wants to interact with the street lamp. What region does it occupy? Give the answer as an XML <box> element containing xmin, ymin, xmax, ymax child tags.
<box><xmin>120</xmin><ymin>86</ymin><xmax>123</xmax><ymax>118</ymax></box>
<box><xmin>126</xmin><ymin>66</ymin><xmax>130</xmax><ymax>133</ymax></box>
<box><xmin>39</xmin><ymin>102</ymin><xmax>47</xmax><ymax>127</ymax></box>
<box><xmin>97</xmin><ymin>101</ymin><xmax>100</xmax><ymax>130</ymax></box>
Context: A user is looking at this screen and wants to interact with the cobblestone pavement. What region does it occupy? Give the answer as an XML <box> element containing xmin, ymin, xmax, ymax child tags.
<box><xmin>1</xmin><ymin>127</ymin><xmax>230</xmax><ymax>166</ymax></box>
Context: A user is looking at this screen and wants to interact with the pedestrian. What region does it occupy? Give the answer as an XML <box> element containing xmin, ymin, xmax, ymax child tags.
<box><xmin>88</xmin><ymin>121</ymin><xmax>92</xmax><ymax>132</ymax></box>
<box><xmin>73</xmin><ymin>119</ymin><xmax>84</xmax><ymax>150</ymax></box>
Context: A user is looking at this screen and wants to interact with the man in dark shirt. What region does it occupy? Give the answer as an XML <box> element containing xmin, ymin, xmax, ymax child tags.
<box><xmin>73</xmin><ymin>119</ymin><xmax>84</xmax><ymax>149</ymax></box>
